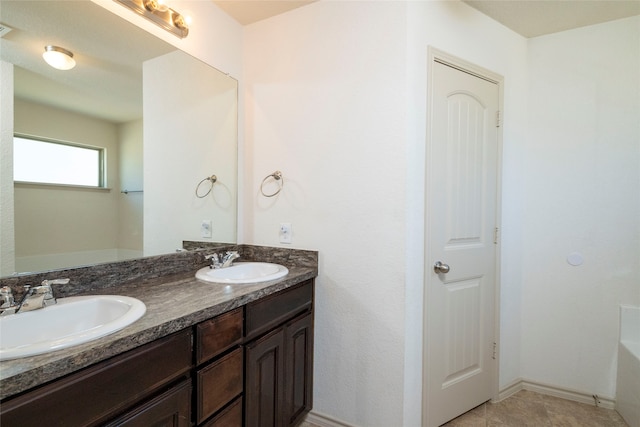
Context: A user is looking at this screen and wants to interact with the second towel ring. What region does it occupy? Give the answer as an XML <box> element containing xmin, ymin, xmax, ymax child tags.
<box><xmin>196</xmin><ymin>175</ymin><xmax>217</xmax><ymax>198</ymax></box>
<box><xmin>260</xmin><ymin>171</ymin><xmax>284</xmax><ymax>197</ymax></box>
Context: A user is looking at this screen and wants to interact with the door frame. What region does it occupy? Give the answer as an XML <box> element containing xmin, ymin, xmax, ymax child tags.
<box><xmin>422</xmin><ymin>46</ymin><xmax>505</xmax><ymax>426</ymax></box>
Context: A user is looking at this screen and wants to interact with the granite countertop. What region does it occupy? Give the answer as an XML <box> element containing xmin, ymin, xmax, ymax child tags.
<box><xmin>0</xmin><ymin>265</ymin><xmax>316</xmax><ymax>400</ymax></box>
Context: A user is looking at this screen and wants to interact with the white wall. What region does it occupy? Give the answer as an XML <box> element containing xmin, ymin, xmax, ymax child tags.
<box><xmin>100</xmin><ymin>0</ymin><xmax>244</xmax><ymax>255</ymax></box>
<box><xmin>405</xmin><ymin>4</ymin><xmax>529</xmax><ymax>421</ymax></box>
<box><xmin>244</xmin><ymin>2</ymin><xmax>409</xmax><ymax>425</ymax></box>
<box><xmin>0</xmin><ymin>61</ymin><xmax>14</xmax><ymax>275</ymax></box>
<box><xmin>244</xmin><ymin>1</ymin><xmax>528</xmax><ymax>425</ymax></box>
<box><xmin>521</xmin><ymin>16</ymin><xmax>640</xmax><ymax>399</ymax></box>
<box><xmin>144</xmin><ymin>50</ymin><xmax>238</xmax><ymax>255</ymax></box>
<box><xmin>93</xmin><ymin>0</ymin><xmax>243</xmax><ymax>78</ymax></box>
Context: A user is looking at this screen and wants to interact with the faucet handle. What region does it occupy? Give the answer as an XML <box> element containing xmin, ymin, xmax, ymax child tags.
<box><xmin>37</xmin><ymin>278</ymin><xmax>67</xmax><ymax>306</ymax></box>
<box><xmin>0</xmin><ymin>286</ymin><xmax>15</xmax><ymax>308</ymax></box>
<box><xmin>204</xmin><ymin>253</ymin><xmax>222</xmax><ymax>269</ymax></box>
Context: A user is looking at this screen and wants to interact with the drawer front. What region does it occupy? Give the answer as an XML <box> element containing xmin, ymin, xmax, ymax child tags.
<box><xmin>245</xmin><ymin>280</ymin><xmax>313</xmax><ymax>339</ymax></box>
<box><xmin>0</xmin><ymin>329</ymin><xmax>192</xmax><ymax>427</ymax></box>
<box><xmin>197</xmin><ymin>347</ymin><xmax>244</xmax><ymax>424</ymax></box>
<box><xmin>201</xmin><ymin>396</ymin><xmax>243</xmax><ymax>427</ymax></box>
<box><xmin>104</xmin><ymin>379</ymin><xmax>192</xmax><ymax>427</ymax></box>
<box><xmin>196</xmin><ymin>307</ymin><xmax>243</xmax><ymax>365</ymax></box>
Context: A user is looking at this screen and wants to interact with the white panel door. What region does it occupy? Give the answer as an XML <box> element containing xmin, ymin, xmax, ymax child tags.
<box><xmin>425</xmin><ymin>59</ymin><xmax>500</xmax><ymax>427</ymax></box>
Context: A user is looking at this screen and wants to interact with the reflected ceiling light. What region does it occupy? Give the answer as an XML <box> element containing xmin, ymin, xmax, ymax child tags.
<box><xmin>115</xmin><ymin>0</ymin><xmax>189</xmax><ymax>38</ymax></box>
<box><xmin>42</xmin><ymin>45</ymin><xmax>76</xmax><ymax>70</ymax></box>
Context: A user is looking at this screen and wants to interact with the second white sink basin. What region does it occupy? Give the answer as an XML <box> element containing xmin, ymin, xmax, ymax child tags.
<box><xmin>196</xmin><ymin>262</ymin><xmax>289</xmax><ymax>284</ymax></box>
<box><xmin>0</xmin><ymin>295</ymin><xmax>146</xmax><ymax>360</ymax></box>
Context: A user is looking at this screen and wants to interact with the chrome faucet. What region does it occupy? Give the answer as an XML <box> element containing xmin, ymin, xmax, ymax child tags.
<box><xmin>0</xmin><ymin>278</ymin><xmax>69</xmax><ymax>315</ymax></box>
<box><xmin>204</xmin><ymin>251</ymin><xmax>240</xmax><ymax>269</ymax></box>
<box><xmin>221</xmin><ymin>251</ymin><xmax>240</xmax><ymax>267</ymax></box>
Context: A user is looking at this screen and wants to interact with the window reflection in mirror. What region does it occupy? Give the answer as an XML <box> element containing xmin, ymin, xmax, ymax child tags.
<box><xmin>14</xmin><ymin>135</ymin><xmax>104</xmax><ymax>187</ymax></box>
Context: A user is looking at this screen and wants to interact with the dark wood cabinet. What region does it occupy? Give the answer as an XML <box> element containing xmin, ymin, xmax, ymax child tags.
<box><xmin>0</xmin><ymin>329</ymin><xmax>192</xmax><ymax>427</ymax></box>
<box><xmin>196</xmin><ymin>307</ymin><xmax>244</xmax><ymax>365</ymax></box>
<box><xmin>201</xmin><ymin>396</ymin><xmax>243</xmax><ymax>427</ymax></box>
<box><xmin>0</xmin><ymin>280</ymin><xmax>314</xmax><ymax>427</ymax></box>
<box><xmin>104</xmin><ymin>379</ymin><xmax>192</xmax><ymax>427</ymax></box>
<box><xmin>245</xmin><ymin>327</ymin><xmax>286</xmax><ymax>427</ymax></box>
<box><xmin>245</xmin><ymin>281</ymin><xmax>314</xmax><ymax>427</ymax></box>
<box><xmin>197</xmin><ymin>347</ymin><xmax>244</xmax><ymax>424</ymax></box>
<box><xmin>283</xmin><ymin>312</ymin><xmax>314</xmax><ymax>427</ymax></box>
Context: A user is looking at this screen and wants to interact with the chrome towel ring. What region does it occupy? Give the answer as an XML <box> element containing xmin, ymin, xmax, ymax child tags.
<box><xmin>196</xmin><ymin>175</ymin><xmax>217</xmax><ymax>198</ymax></box>
<box><xmin>260</xmin><ymin>171</ymin><xmax>284</xmax><ymax>197</ymax></box>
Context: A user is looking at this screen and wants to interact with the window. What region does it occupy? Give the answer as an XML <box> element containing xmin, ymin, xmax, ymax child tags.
<box><xmin>14</xmin><ymin>136</ymin><xmax>104</xmax><ymax>187</ymax></box>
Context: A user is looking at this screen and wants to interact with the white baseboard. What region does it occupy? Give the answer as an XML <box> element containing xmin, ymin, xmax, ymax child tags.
<box><xmin>305</xmin><ymin>380</ymin><xmax>616</xmax><ymax>427</ymax></box>
<box><xmin>497</xmin><ymin>378</ymin><xmax>616</xmax><ymax>410</ymax></box>
<box><xmin>304</xmin><ymin>411</ymin><xmax>358</xmax><ymax>427</ymax></box>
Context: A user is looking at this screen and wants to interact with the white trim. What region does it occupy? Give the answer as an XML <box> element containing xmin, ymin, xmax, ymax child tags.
<box><xmin>422</xmin><ymin>46</ymin><xmax>505</xmax><ymax>427</ymax></box>
<box><xmin>304</xmin><ymin>411</ymin><xmax>359</xmax><ymax>427</ymax></box>
<box><xmin>495</xmin><ymin>377</ymin><xmax>524</xmax><ymax>402</ymax></box>
<box><xmin>496</xmin><ymin>378</ymin><xmax>616</xmax><ymax>410</ymax></box>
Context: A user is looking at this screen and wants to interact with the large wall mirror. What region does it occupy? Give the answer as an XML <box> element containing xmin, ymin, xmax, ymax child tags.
<box><xmin>0</xmin><ymin>0</ymin><xmax>238</xmax><ymax>277</ymax></box>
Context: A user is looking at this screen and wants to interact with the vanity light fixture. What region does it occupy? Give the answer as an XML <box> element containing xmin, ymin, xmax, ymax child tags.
<box><xmin>115</xmin><ymin>0</ymin><xmax>189</xmax><ymax>38</ymax></box>
<box><xmin>42</xmin><ymin>45</ymin><xmax>76</xmax><ymax>70</ymax></box>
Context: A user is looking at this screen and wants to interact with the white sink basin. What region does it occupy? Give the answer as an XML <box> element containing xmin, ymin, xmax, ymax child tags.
<box><xmin>196</xmin><ymin>262</ymin><xmax>289</xmax><ymax>284</ymax></box>
<box><xmin>0</xmin><ymin>295</ymin><xmax>146</xmax><ymax>360</ymax></box>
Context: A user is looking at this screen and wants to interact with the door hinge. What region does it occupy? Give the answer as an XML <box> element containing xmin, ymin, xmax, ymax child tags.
<box><xmin>493</xmin><ymin>227</ymin><xmax>499</xmax><ymax>244</ymax></box>
<box><xmin>496</xmin><ymin>111</ymin><xmax>501</xmax><ymax>128</ymax></box>
<box><xmin>492</xmin><ymin>342</ymin><xmax>497</xmax><ymax>360</ymax></box>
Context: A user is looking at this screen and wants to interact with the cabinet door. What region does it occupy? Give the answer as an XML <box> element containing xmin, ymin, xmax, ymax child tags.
<box><xmin>283</xmin><ymin>312</ymin><xmax>314</xmax><ymax>427</ymax></box>
<box><xmin>245</xmin><ymin>328</ymin><xmax>285</xmax><ymax>427</ymax></box>
<box><xmin>104</xmin><ymin>379</ymin><xmax>191</xmax><ymax>427</ymax></box>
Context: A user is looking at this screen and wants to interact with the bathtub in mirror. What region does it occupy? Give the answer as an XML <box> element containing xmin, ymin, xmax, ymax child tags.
<box><xmin>0</xmin><ymin>0</ymin><xmax>237</xmax><ymax>277</ymax></box>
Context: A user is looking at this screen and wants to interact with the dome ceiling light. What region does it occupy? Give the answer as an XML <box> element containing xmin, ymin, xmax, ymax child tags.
<box><xmin>42</xmin><ymin>45</ymin><xmax>76</xmax><ymax>70</ymax></box>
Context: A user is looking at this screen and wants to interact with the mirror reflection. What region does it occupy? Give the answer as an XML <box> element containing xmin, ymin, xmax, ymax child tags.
<box><xmin>0</xmin><ymin>0</ymin><xmax>238</xmax><ymax>277</ymax></box>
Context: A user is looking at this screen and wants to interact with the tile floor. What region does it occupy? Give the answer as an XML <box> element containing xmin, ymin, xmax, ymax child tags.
<box><xmin>443</xmin><ymin>390</ymin><xmax>629</xmax><ymax>427</ymax></box>
<box><xmin>301</xmin><ymin>390</ymin><xmax>629</xmax><ymax>427</ymax></box>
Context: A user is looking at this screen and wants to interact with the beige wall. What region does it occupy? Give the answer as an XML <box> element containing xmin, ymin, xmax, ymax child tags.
<box><xmin>13</xmin><ymin>99</ymin><xmax>128</xmax><ymax>271</ymax></box>
<box><xmin>118</xmin><ymin>119</ymin><xmax>143</xmax><ymax>253</ymax></box>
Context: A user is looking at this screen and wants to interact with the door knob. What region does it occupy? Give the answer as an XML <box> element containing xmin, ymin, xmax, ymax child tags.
<box><xmin>433</xmin><ymin>261</ymin><xmax>450</xmax><ymax>274</ymax></box>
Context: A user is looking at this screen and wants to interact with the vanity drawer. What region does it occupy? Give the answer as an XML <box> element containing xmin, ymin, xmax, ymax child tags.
<box><xmin>196</xmin><ymin>307</ymin><xmax>243</xmax><ymax>365</ymax></box>
<box><xmin>196</xmin><ymin>347</ymin><xmax>244</xmax><ymax>424</ymax></box>
<box><xmin>245</xmin><ymin>280</ymin><xmax>313</xmax><ymax>340</ymax></box>
<box><xmin>201</xmin><ymin>396</ymin><xmax>243</xmax><ymax>427</ymax></box>
<box><xmin>104</xmin><ymin>379</ymin><xmax>192</xmax><ymax>427</ymax></box>
<box><xmin>0</xmin><ymin>329</ymin><xmax>192</xmax><ymax>427</ymax></box>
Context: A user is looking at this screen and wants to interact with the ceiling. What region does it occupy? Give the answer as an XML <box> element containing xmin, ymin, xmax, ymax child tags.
<box><xmin>0</xmin><ymin>0</ymin><xmax>176</xmax><ymax>123</ymax></box>
<box><xmin>213</xmin><ymin>0</ymin><xmax>640</xmax><ymax>38</ymax></box>
<box><xmin>1</xmin><ymin>0</ymin><xmax>637</xmax><ymax>124</ymax></box>
<box><xmin>463</xmin><ymin>0</ymin><xmax>640</xmax><ymax>38</ymax></box>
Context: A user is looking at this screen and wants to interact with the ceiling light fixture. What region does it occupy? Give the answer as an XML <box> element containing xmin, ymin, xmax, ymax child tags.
<box><xmin>42</xmin><ymin>45</ymin><xmax>76</xmax><ymax>70</ymax></box>
<box><xmin>115</xmin><ymin>0</ymin><xmax>189</xmax><ymax>38</ymax></box>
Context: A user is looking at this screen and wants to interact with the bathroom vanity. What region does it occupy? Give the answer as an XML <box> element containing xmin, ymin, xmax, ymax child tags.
<box><xmin>0</xmin><ymin>246</ymin><xmax>317</xmax><ymax>427</ymax></box>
